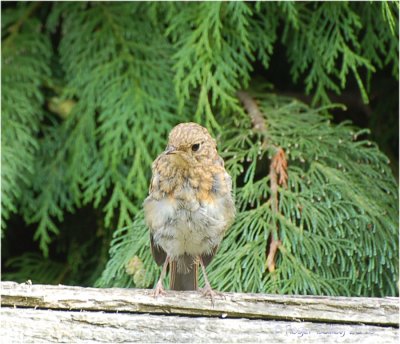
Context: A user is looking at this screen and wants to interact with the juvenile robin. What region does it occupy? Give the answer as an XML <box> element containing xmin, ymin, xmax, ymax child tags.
<box><xmin>144</xmin><ymin>122</ymin><xmax>235</xmax><ymax>303</ymax></box>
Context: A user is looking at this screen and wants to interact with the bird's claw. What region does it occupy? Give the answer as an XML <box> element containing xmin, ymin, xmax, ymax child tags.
<box><xmin>153</xmin><ymin>282</ymin><xmax>166</xmax><ymax>297</ymax></box>
<box><xmin>200</xmin><ymin>285</ymin><xmax>223</xmax><ymax>306</ymax></box>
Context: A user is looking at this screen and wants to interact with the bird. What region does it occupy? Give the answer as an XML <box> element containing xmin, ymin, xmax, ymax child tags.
<box><xmin>143</xmin><ymin>122</ymin><xmax>235</xmax><ymax>303</ymax></box>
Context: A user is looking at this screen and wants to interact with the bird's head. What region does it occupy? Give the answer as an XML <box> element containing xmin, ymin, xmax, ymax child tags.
<box><xmin>164</xmin><ymin>122</ymin><xmax>218</xmax><ymax>167</ymax></box>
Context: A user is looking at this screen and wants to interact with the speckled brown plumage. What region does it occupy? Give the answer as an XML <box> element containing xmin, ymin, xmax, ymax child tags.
<box><xmin>144</xmin><ymin>122</ymin><xmax>235</xmax><ymax>303</ymax></box>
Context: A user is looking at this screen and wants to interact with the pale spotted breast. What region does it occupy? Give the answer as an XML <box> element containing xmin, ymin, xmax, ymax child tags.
<box><xmin>144</xmin><ymin>123</ymin><xmax>235</xmax><ymax>273</ymax></box>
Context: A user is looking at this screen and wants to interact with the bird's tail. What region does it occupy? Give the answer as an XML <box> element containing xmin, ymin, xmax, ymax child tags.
<box><xmin>170</xmin><ymin>255</ymin><xmax>198</xmax><ymax>291</ymax></box>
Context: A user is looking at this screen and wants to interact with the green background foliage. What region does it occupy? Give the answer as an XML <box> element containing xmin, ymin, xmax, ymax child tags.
<box><xmin>1</xmin><ymin>1</ymin><xmax>398</xmax><ymax>296</ymax></box>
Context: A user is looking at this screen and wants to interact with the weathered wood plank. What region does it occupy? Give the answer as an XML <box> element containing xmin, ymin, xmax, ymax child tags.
<box><xmin>1</xmin><ymin>307</ymin><xmax>399</xmax><ymax>344</ymax></box>
<box><xmin>1</xmin><ymin>281</ymin><xmax>398</xmax><ymax>326</ymax></box>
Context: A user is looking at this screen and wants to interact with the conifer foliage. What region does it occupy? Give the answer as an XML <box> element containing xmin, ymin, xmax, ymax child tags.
<box><xmin>2</xmin><ymin>2</ymin><xmax>398</xmax><ymax>296</ymax></box>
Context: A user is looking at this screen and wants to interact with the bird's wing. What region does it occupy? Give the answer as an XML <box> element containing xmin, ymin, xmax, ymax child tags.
<box><xmin>150</xmin><ymin>233</ymin><xmax>167</xmax><ymax>266</ymax></box>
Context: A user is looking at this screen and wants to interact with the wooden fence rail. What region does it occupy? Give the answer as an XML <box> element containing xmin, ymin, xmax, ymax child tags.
<box><xmin>1</xmin><ymin>281</ymin><xmax>398</xmax><ymax>343</ymax></box>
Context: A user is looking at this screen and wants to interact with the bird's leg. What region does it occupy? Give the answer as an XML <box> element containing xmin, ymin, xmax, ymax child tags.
<box><xmin>154</xmin><ymin>256</ymin><xmax>170</xmax><ymax>297</ymax></box>
<box><xmin>199</xmin><ymin>257</ymin><xmax>220</xmax><ymax>306</ymax></box>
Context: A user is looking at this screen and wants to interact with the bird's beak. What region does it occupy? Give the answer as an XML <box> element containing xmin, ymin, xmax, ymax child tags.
<box><xmin>165</xmin><ymin>146</ymin><xmax>177</xmax><ymax>155</ymax></box>
<box><xmin>164</xmin><ymin>145</ymin><xmax>188</xmax><ymax>167</ymax></box>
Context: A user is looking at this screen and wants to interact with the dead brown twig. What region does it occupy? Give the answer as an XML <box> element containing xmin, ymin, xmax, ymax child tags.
<box><xmin>237</xmin><ymin>91</ymin><xmax>288</xmax><ymax>273</ymax></box>
<box><xmin>267</xmin><ymin>148</ymin><xmax>288</xmax><ymax>272</ymax></box>
<box><xmin>236</xmin><ymin>91</ymin><xmax>267</xmax><ymax>133</ymax></box>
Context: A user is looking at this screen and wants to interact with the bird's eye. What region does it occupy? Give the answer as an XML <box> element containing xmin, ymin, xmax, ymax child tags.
<box><xmin>191</xmin><ymin>143</ymin><xmax>200</xmax><ymax>152</ymax></box>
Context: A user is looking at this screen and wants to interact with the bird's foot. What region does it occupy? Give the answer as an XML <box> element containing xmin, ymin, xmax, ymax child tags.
<box><xmin>200</xmin><ymin>285</ymin><xmax>223</xmax><ymax>306</ymax></box>
<box><xmin>153</xmin><ymin>281</ymin><xmax>166</xmax><ymax>298</ymax></box>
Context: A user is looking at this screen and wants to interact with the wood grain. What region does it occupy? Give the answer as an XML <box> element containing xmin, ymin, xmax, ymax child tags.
<box><xmin>1</xmin><ymin>281</ymin><xmax>398</xmax><ymax>343</ymax></box>
<box><xmin>1</xmin><ymin>307</ymin><xmax>398</xmax><ymax>344</ymax></box>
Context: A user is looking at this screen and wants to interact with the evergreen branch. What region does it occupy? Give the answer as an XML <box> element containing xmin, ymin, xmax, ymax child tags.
<box><xmin>2</xmin><ymin>252</ymin><xmax>65</xmax><ymax>284</ymax></box>
<box><xmin>381</xmin><ymin>1</ymin><xmax>398</xmax><ymax>35</ymax></box>
<box><xmin>49</xmin><ymin>2</ymin><xmax>179</xmax><ymax>232</ymax></box>
<box><xmin>2</xmin><ymin>5</ymin><xmax>52</xmax><ymax>239</ymax></box>
<box><xmin>2</xmin><ymin>2</ymin><xmax>397</xmax><ymax>297</ymax></box>
<box><xmin>168</xmin><ymin>2</ymin><xmax>253</xmax><ymax>127</ymax></box>
<box><xmin>2</xmin><ymin>2</ymin><xmax>41</xmax><ymax>49</ymax></box>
